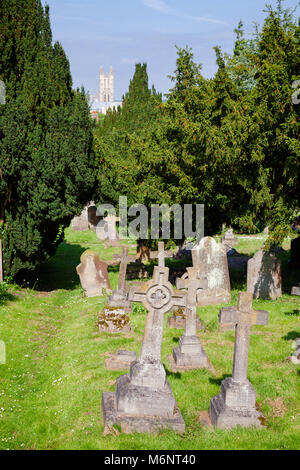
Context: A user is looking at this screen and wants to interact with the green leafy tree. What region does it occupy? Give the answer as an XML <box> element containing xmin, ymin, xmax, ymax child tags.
<box><xmin>0</xmin><ymin>0</ymin><xmax>95</xmax><ymax>278</ymax></box>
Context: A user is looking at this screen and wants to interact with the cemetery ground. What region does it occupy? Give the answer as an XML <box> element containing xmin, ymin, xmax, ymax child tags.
<box><xmin>0</xmin><ymin>229</ymin><xmax>299</xmax><ymax>450</ymax></box>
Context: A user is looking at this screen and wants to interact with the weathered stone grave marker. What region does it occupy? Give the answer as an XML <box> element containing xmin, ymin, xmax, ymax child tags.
<box><xmin>191</xmin><ymin>237</ymin><xmax>231</xmax><ymax>306</ymax></box>
<box><xmin>219</xmin><ymin>299</ymin><xmax>268</xmax><ymax>331</ymax></box>
<box><xmin>247</xmin><ymin>249</ymin><xmax>281</xmax><ymax>300</ymax></box>
<box><xmin>107</xmin><ymin>246</ymin><xmax>132</xmax><ymax>312</ymax></box>
<box><xmin>102</xmin><ymin>265</ymin><xmax>187</xmax><ymax>434</ymax></box>
<box><xmin>210</xmin><ymin>292</ymin><xmax>266</xmax><ymax>429</ymax></box>
<box><xmin>291</xmin><ymin>283</ymin><xmax>300</xmax><ymax>296</ymax></box>
<box><xmin>171</xmin><ymin>267</ymin><xmax>212</xmax><ymax>371</ymax></box>
<box><xmin>150</xmin><ymin>241</ymin><xmax>173</xmax><ymax>267</ymax></box>
<box><xmin>104</xmin><ymin>214</ymin><xmax>120</xmax><ymax>241</ymax></box>
<box><xmin>105</xmin><ymin>350</ymin><xmax>137</xmax><ymax>371</ymax></box>
<box><xmin>221</xmin><ymin>227</ymin><xmax>238</xmax><ymax>253</ymax></box>
<box><xmin>76</xmin><ymin>250</ymin><xmax>111</xmax><ymax>297</ymax></box>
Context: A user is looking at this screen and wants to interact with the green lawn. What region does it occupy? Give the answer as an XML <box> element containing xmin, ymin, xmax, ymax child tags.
<box><xmin>0</xmin><ymin>229</ymin><xmax>299</xmax><ymax>450</ymax></box>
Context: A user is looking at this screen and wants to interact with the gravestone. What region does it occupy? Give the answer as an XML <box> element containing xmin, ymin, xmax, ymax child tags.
<box><xmin>171</xmin><ymin>267</ymin><xmax>212</xmax><ymax>371</ymax></box>
<box><xmin>107</xmin><ymin>247</ymin><xmax>132</xmax><ymax>312</ymax></box>
<box><xmin>102</xmin><ymin>265</ymin><xmax>187</xmax><ymax>434</ymax></box>
<box><xmin>150</xmin><ymin>241</ymin><xmax>173</xmax><ymax>267</ymax></box>
<box><xmin>219</xmin><ymin>302</ymin><xmax>268</xmax><ymax>331</ymax></box>
<box><xmin>210</xmin><ymin>292</ymin><xmax>266</xmax><ymax>429</ymax></box>
<box><xmin>104</xmin><ymin>214</ymin><xmax>120</xmax><ymax>241</ymax></box>
<box><xmin>247</xmin><ymin>249</ymin><xmax>282</xmax><ymax>300</ymax></box>
<box><xmin>99</xmin><ymin>307</ymin><xmax>132</xmax><ymax>334</ymax></box>
<box><xmin>96</xmin><ymin>220</ymin><xmax>108</xmax><ymax>240</ymax></box>
<box><xmin>192</xmin><ymin>237</ymin><xmax>231</xmax><ymax>306</ymax></box>
<box><xmin>71</xmin><ymin>208</ymin><xmax>89</xmax><ymax>231</ymax></box>
<box><xmin>221</xmin><ymin>228</ymin><xmax>238</xmax><ymax>253</ymax></box>
<box><xmin>291</xmin><ymin>283</ymin><xmax>300</xmax><ymax>296</ymax></box>
<box><xmin>289</xmin><ymin>339</ymin><xmax>300</xmax><ymax>365</ymax></box>
<box><xmin>76</xmin><ymin>250</ymin><xmax>111</xmax><ymax>297</ymax></box>
<box><xmin>105</xmin><ymin>350</ymin><xmax>137</xmax><ymax>370</ymax></box>
<box><xmin>290</xmin><ymin>237</ymin><xmax>300</xmax><ymax>266</ymax></box>
<box><xmin>167</xmin><ymin>307</ymin><xmax>203</xmax><ymax>330</ymax></box>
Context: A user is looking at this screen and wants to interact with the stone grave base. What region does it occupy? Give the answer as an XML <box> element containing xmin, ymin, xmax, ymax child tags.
<box><xmin>108</xmin><ymin>291</ymin><xmax>132</xmax><ymax>313</ymax></box>
<box><xmin>167</xmin><ymin>311</ymin><xmax>204</xmax><ymax>330</ymax></box>
<box><xmin>99</xmin><ymin>308</ymin><xmax>132</xmax><ymax>334</ymax></box>
<box><xmin>102</xmin><ymin>392</ymin><xmax>185</xmax><ymax>434</ymax></box>
<box><xmin>209</xmin><ymin>378</ymin><xmax>265</xmax><ymax>429</ymax></box>
<box><xmin>105</xmin><ymin>350</ymin><xmax>137</xmax><ymax>370</ymax></box>
<box><xmin>291</xmin><ymin>285</ymin><xmax>300</xmax><ymax>296</ymax></box>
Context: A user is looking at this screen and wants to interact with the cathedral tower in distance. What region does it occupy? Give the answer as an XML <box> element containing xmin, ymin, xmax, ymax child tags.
<box><xmin>99</xmin><ymin>65</ymin><xmax>114</xmax><ymax>102</ymax></box>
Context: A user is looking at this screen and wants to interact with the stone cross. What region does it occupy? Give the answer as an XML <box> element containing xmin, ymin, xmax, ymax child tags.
<box><xmin>173</xmin><ymin>267</ymin><xmax>210</xmax><ymax>369</ymax></box>
<box><xmin>219</xmin><ymin>298</ymin><xmax>268</xmax><ymax>330</ymax></box>
<box><xmin>210</xmin><ymin>292</ymin><xmax>266</xmax><ymax>428</ymax></box>
<box><xmin>176</xmin><ymin>267</ymin><xmax>207</xmax><ymax>337</ymax></box>
<box><xmin>150</xmin><ymin>241</ymin><xmax>173</xmax><ymax>267</ymax></box>
<box><xmin>232</xmin><ymin>292</ymin><xmax>258</xmax><ymax>383</ymax></box>
<box><xmin>118</xmin><ymin>247</ymin><xmax>130</xmax><ymax>292</ymax></box>
<box><xmin>129</xmin><ymin>266</ymin><xmax>187</xmax><ymax>388</ymax></box>
<box><xmin>104</xmin><ymin>214</ymin><xmax>120</xmax><ymax>241</ymax></box>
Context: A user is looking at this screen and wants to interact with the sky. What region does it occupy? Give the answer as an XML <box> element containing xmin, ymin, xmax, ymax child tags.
<box><xmin>43</xmin><ymin>0</ymin><xmax>299</xmax><ymax>100</ymax></box>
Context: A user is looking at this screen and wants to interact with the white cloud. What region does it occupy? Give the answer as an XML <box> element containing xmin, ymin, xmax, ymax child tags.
<box><xmin>141</xmin><ymin>0</ymin><xmax>228</xmax><ymax>26</ymax></box>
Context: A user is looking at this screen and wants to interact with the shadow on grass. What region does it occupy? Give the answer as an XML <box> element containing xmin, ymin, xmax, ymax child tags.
<box><xmin>172</xmin><ymin>336</ymin><xmax>181</xmax><ymax>343</ymax></box>
<box><xmin>282</xmin><ymin>331</ymin><xmax>300</xmax><ymax>341</ymax></box>
<box><xmin>165</xmin><ymin>366</ymin><xmax>182</xmax><ymax>380</ymax></box>
<box><xmin>284</xmin><ymin>310</ymin><xmax>300</xmax><ymax>316</ymax></box>
<box><xmin>209</xmin><ymin>373</ymin><xmax>231</xmax><ymax>386</ymax></box>
<box><xmin>0</xmin><ymin>289</ymin><xmax>17</xmax><ymax>306</ymax></box>
<box><xmin>17</xmin><ymin>242</ymin><xmax>87</xmax><ymax>292</ymax></box>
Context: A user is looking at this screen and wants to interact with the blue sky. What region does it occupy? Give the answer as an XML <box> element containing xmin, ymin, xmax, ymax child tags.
<box><xmin>44</xmin><ymin>0</ymin><xmax>299</xmax><ymax>100</ymax></box>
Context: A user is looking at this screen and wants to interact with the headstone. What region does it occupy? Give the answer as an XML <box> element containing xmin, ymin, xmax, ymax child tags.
<box><xmin>107</xmin><ymin>247</ymin><xmax>132</xmax><ymax>312</ymax></box>
<box><xmin>171</xmin><ymin>267</ymin><xmax>212</xmax><ymax>371</ymax></box>
<box><xmin>105</xmin><ymin>350</ymin><xmax>137</xmax><ymax>370</ymax></box>
<box><xmin>289</xmin><ymin>339</ymin><xmax>300</xmax><ymax>365</ymax></box>
<box><xmin>247</xmin><ymin>249</ymin><xmax>282</xmax><ymax>300</ymax></box>
<box><xmin>150</xmin><ymin>241</ymin><xmax>173</xmax><ymax>267</ymax></box>
<box><xmin>221</xmin><ymin>228</ymin><xmax>238</xmax><ymax>253</ymax></box>
<box><xmin>96</xmin><ymin>220</ymin><xmax>108</xmax><ymax>240</ymax></box>
<box><xmin>291</xmin><ymin>283</ymin><xmax>300</xmax><ymax>296</ymax></box>
<box><xmin>71</xmin><ymin>207</ymin><xmax>89</xmax><ymax>231</ymax></box>
<box><xmin>102</xmin><ymin>265</ymin><xmax>187</xmax><ymax>434</ymax></box>
<box><xmin>219</xmin><ymin>302</ymin><xmax>268</xmax><ymax>331</ymax></box>
<box><xmin>99</xmin><ymin>307</ymin><xmax>132</xmax><ymax>334</ymax></box>
<box><xmin>192</xmin><ymin>237</ymin><xmax>231</xmax><ymax>306</ymax></box>
<box><xmin>167</xmin><ymin>307</ymin><xmax>204</xmax><ymax>331</ymax></box>
<box><xmin>210</xmin><ymin>292</ymin><xmax>266</xmax><ymax>429</ymax></box>
<box><xmin>104</xmin><ymin>214</ymin><xmax>120</xmax><ymax>241</ymax></box>
<box><xmin>76</xmin><ymin>250</ymin><xmax>111</xmax><ymax>297</ymax></box>
<box><xmin>290</xmin><ymin>237</ymin><xmax>300</xmax><ymax>266</ymax></box>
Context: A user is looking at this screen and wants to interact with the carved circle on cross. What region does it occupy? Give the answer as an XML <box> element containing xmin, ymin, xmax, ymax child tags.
<box><xmin>146</xmin><ymin>285</ymin><xmax>172</xmax><ymax>310</ymax></box>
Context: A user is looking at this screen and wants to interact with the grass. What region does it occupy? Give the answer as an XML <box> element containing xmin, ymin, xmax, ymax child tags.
<box><xmin>0</xmin><ymin>228</ymin><xmax>299</xmax><ymax>450</ymax></box>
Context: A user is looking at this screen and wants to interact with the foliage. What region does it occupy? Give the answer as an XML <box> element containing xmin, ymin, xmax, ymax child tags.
<box><xmin>0</xmin><ymin>0</ymin><xmax>95</xmax><ymax>278</ymax></box>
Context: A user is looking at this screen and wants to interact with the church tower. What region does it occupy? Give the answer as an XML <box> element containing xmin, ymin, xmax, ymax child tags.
<box><xmin>99</xmin><ymin>66</ymin><xmax>114</xmax><ymax>103</ymax></box>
